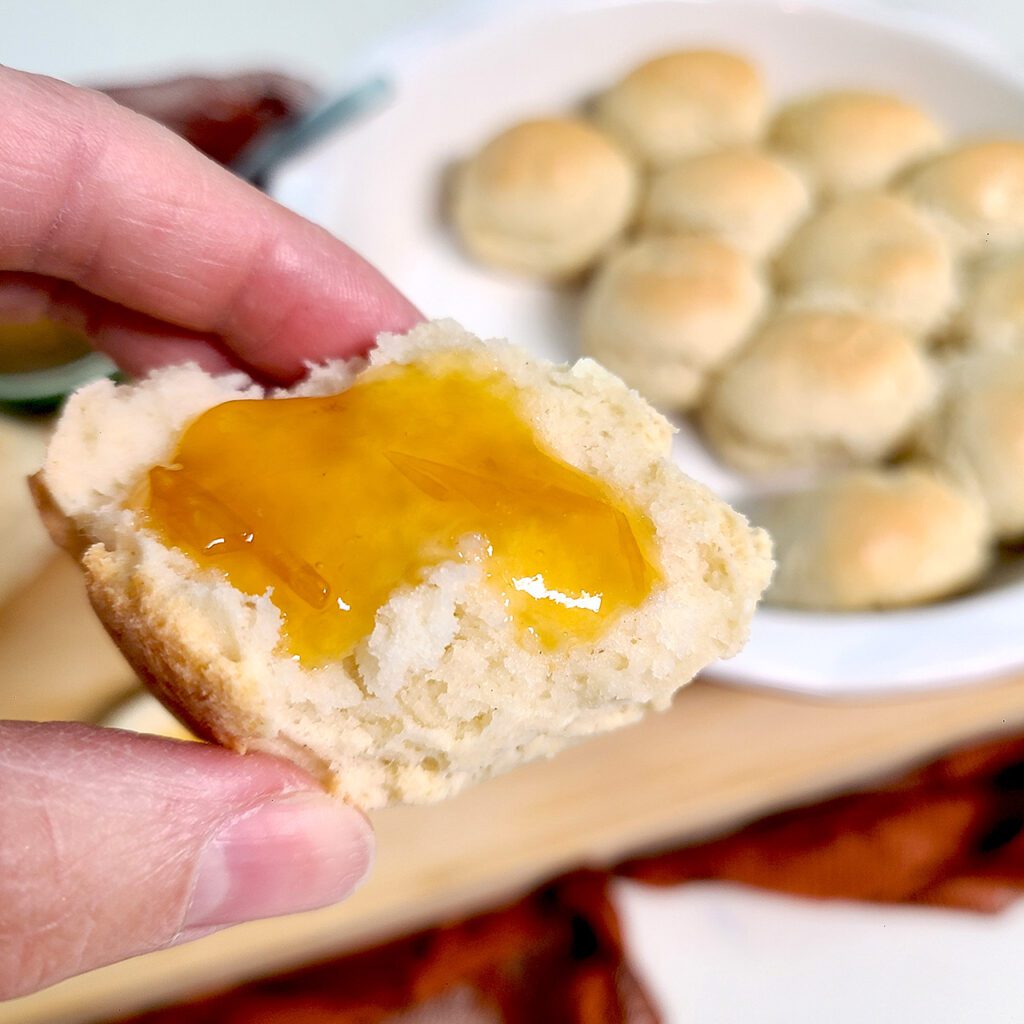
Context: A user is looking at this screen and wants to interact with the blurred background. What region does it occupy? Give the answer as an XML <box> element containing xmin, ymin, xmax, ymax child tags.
<box><xmin>3</xmin><ymin>0</ymin><xmax>1024</xmax><ymax>83</ymax></box>
<box><xmin>5</xmin><ymin>1</ymin><xmax>1024</xmax><ymax>1022</ymax></box>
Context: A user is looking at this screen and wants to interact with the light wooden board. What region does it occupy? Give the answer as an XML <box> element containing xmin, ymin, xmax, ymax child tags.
<box><xmin>5</xmin><ymin>553</ymin><xmax>1024</xmax><ymax>1023</ymax></box>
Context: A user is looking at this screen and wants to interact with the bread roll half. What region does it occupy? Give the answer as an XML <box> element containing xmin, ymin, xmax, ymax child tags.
<box><xmin>34</xmin><ymin>320</ymin><xmax>771</xmax><ymax>807</ymax></box>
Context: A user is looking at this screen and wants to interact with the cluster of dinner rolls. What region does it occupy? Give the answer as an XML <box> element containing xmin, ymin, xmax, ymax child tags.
<box><xmin>449</xmin><ymin>48</ymin><xmax>1024</xmax><ymax>611</ymax></box>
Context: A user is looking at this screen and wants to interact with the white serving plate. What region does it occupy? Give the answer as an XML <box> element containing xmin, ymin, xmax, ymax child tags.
<box><xmin>615</xmin><ymin>880</ymin><xmax>1024</xmax><ymax>1023</ymax></box>
<box><xmin>269</xmin><ymin>0</ymin><xmax>1024</xmax><ymax>696</ymax></box>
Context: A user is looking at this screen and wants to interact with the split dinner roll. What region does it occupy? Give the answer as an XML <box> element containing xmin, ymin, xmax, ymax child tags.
<box><xmin>769</xmin><ymin>90</ymin><xmax>943</xmax><ymax>197</ymax></box>
<box><xmin>595</xmin><ymin>50</ymin><xmax>766</xmax><ymax>167</ymax></box>
<box><xmin>581</xmin><ymin>235</ymin><xmax>766</xmax><ymax>411</ymax></box>
<box><xmin>34</xmin><ymin>320</ymin><xmax>772</xmax><ymax>808</ymax></box>
<box><xmin>451</xmin><ymin>118</ymin><xmax>639</xmax><ymax>279</ymax></box>
<box><xmin>754</xmin><ymin>466</ymin><xmax>990</xmax><ymax>611</ymax></box>
<box><xmin>921</xmin><ymin>349</ymin><xmax>1024</xmax><ymax>542</ymax></box>
<box><xmin>641</xmin><ymin>147</ymin><xmax>811</xmax><ymax>258</ymax></box>
<box><xmin>701</xmin><ymin>310</ymin><xmax>936</xmax><ymax>474</ymax></box>
<box><xmin>775</xmin><ymin>191</ymin><xmax>956</xmax><ymax>336</ymax></box>
<box><xmin>901</xmin><ymin>141</ymin><xmax>1024</xmax><ymax>254</ymax></box>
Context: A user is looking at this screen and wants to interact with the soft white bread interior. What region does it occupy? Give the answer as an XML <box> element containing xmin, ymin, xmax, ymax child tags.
<box><xmin>752</xmin><ymin>465</ymin><xmax>990</xmax><ymax>611</ymax></box>
<box><xmin>35</xmin><ymin>320</ymin><xmax>772</xmax><ymax>808</ymax></box>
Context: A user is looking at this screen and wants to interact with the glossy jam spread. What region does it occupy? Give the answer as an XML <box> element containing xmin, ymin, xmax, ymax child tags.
<box><xmin>140</xmin><ymin>358</ymin><xmax>661</xmax><ymax>666</ymax></box>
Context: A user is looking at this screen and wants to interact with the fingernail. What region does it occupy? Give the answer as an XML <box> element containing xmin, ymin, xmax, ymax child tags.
<box><xmin>185</xmin><ymin>792</ymin><xmax>374</xmax><ymax>929</ymax></box>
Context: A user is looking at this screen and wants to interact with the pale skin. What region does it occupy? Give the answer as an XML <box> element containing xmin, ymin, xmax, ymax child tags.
<box><xmin>0</xmin><ymin>65</ymin><xmax>421</xmax><ymax>999</ymax></box>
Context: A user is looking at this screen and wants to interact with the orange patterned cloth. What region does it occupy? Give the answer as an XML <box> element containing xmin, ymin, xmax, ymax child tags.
<box><xmin>622</xmin><ymin>733</ymin><xmax>1024</xmax><ymax>913</ymax></box>
<box><xmin>125</xmin><ymin>872</ymin><xmax>655</xmax><ymax>1024</ymax></box>
<box><xmin>117</xmin><ymin>732</ymin><xmax>1024</xmax><ymax>1024</ymax></box>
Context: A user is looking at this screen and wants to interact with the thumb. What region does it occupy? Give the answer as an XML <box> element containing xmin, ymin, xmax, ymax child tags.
<box><xmin>0</xmin><ymin>721</ymin><xmax>373</xmax><ymax>999</ymax></box>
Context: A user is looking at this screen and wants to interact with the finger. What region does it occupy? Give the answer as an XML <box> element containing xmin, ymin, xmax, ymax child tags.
<box><xmin>100</xmin><ymin>72</ymin><xmax>317</xmax><ymax>166</ymax></box>
<box><xmin>0</xmin><ymin>272</ymin><xmax>243</xmax><ymax>377</ymax></box>
<box><xmin>0</xmin><ymin>721</ymin><xmax>373</xmax><ymax>999</ymax></box>
<box><xmin>0</xmin><ymin>66</ymin><xmax>421</xmax><ymax>382</ymax></box>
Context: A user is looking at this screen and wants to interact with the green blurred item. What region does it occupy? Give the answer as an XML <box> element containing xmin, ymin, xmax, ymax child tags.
<box><xmin>0</xmin><ymin>321</ymin><xmax>117</xmax><ymax>411</ymax></box>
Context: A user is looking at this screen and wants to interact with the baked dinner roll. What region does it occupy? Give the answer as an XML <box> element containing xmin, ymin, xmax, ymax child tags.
<box><xmin>754</xmin><ymin>466</ymin><xmax>990</xmax><ymax>610</ymax></box>
<box><xmin>768</xmin><ymin>90</ymin><xmax>943</xmax><ymax>197</ymax></box>
<box><xmin>701</xmin><ymin>310</ymin><xmax>936</xmax><ymax>474</ymax></box>
<box><xmin>594</xmin><ymin>50</ymin><xmax>766</xmax><ymax>167</ymax></box>
<box><xmin>641</xmin><ymin>147</ymin><xmax>811</xmax><ymax>258</ymax></box>
<box><xmin>34</xmin><ymin>320</ymin><xmax>772</xmax><ymax>808</ymax></box>
<box><xmin>955</xmin><ymin>250</ymin><xmax>1024</xmax><ymax>352</ymax></box>
<box><xmin>451</xmin><ymin>117</ymin><xmax>638</xmax><ymax>278</ymax></box>
<box><xmin>581</xmin><ymin>235</ymin><xmax>766</xmax><ymax>410</ymax></box>
<box><xmin>920</xmin><ymin>349</ymin><xmax>1024</xmax><ymax>541</ymax></box>
<box><xmin>775</xmin><ymin>191</ymin><xmax>956</xmax><ymax>336</ymax></box>
<box><xmin>901</xmin><ymin>141</ymin><xmax>1024</xmax><ymax>254</ymax></box>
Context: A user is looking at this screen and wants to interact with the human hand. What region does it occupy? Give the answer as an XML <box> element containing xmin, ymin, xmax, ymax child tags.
<box><xmin>0</xmin><ymin>64</ymin><xmax>421</xmax><ymax>999</ymax></box>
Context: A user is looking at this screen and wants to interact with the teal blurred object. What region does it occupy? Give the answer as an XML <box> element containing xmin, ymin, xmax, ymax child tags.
<box><xmin>231</xmin><ymin>76</ymin><xmax>391</xmax><ymax>186</ymax></box>
<box><xmin>0</xmin><ymin>352</ymin><xmax>119</xmax><ymax>412</ymax></box>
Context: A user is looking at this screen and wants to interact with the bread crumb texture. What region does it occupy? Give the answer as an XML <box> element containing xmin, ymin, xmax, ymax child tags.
<box><xmin>39</xmin><ymin>320</ymin><xmax>771</xmax><ymax>807</ymax></box>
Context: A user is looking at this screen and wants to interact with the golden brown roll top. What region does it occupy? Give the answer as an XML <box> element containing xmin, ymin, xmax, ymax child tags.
<box><xmin>594</xmin><ymin>50</ymin><xmax>767</xmax><ymax>168</ymax></box>
<box><xmin>755</xmin><ymin>466</ymin><xmax>991</xmax><ymax>610</ymax></box>
<box><xmin>451</xmin><ymin>117</ymin><xmax>639</xmax><ymax>279</ymax></box>
<box><xmin>641</xmin><ymin>147</ymin><xmax>811</xmax><ymax>258</ymax></box>
<box><xmin>769</xmin><ymin>90</ymin><xmax>943</xmax><ymax>197</ymax></box>
<box><xmin>775</xmin><ymin>191</ymin><xmax>956</xmax><ymax>336</ymax></box>
<box><xmin>581</xmin><ymin>235</ymin><xmax>766</xmax><ymax>411</ymax></box>
<box><xmin>701</xmin><ymin>310</ymin><xmax>936</xmax><ymax>473</ymax></box>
